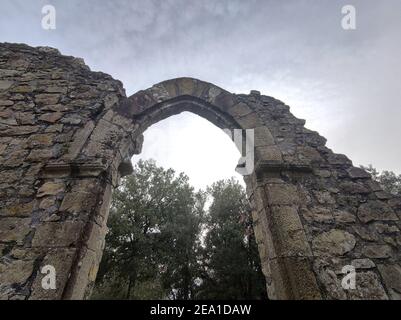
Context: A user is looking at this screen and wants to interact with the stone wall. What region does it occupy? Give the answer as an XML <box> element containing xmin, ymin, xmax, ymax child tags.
<box><xmin>0</xmin><ymin>43</ymin><xmax>400</xmax><ymax>300</ymax></box>
<box><xmin>243</xmin><ymin>96</ymin><xmax>401</xmax><ymax>299</ymax></box>
<box><xmin>0</xmin><ymin>43</ymin><xmax>129</xmax><ymax>299</ymax></box>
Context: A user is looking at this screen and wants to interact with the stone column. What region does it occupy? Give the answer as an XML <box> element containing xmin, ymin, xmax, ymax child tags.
<box><xmin>248</xmin><ymin>165</ymin><xmax>322</xmax><ymax>299</ymax></box>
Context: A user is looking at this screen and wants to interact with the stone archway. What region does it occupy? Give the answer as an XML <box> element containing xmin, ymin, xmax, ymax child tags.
<box><xmin>1</xmin><ymin>44</ymin><xmax>400</xmax><ymax>300</ymax></box>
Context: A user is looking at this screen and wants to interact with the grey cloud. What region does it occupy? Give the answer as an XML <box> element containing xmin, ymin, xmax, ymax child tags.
<box><xmin>1</xmin><ymin>0</ymin><xmax>401</xmax><ymax>180</ymax></box>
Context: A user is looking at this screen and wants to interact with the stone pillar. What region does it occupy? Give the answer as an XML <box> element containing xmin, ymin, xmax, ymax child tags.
<box><xmin>247</xmin><ymin>166</ymin><xmax>322</xmax><ymax>299</ymax></box>
<box><xmin>0</xmin><ymin>43</ymin><xmax>128</xmax><ymax>300</ymax></box>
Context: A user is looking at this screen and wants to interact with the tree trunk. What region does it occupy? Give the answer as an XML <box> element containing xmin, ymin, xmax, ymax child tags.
<box><xmin>126</xmin><ymin>275</ymin><xmax>136</xmax><ymax>299</ymax></box>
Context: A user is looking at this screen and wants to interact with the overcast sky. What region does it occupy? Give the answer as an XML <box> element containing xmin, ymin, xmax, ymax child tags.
<box><xmin>1</xmin><ymin>0</ymin><xmax>400</xmax><ymax>189</ymax></box>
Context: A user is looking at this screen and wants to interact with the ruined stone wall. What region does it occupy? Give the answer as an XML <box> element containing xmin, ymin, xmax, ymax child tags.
<box><xmin>242</xmin><ymin>93</ymin><xmax>401</xmax><ymax>299</ymax></box>
<box><xmin>0</xmin><ymin>43</ymin><xmax>400</xmax><ymax>300</ymax></box>
<box><xmin>0</xmin><ymin>43</ymin><xmax>128</xmax><ymax>299</ymax></box>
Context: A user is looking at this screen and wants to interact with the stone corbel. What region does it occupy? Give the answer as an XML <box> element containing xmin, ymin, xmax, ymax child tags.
<box><xmin>41</xmin><ymin>160</ymin><xmax>108</xmax><ymax>178</ymax></box>
<box><xmin>254</xmin><ymin>160</ymin><xmax>313</xmax><ymax>177</ymax></box>
<box><xmin>117</xmin><ymin>158</ymin><xmax>133</xmax><ymax>177</ymax></box>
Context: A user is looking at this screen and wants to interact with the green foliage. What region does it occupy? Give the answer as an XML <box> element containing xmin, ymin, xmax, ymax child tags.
<box><xmin>92</xmin><ymin>160</ymin><xmax>267</xmax><ymax>300</ymax></box>
<box><xmin>93</xmin><ymin>159</ymin><xmax>205</xmax><ymax>299</ymax></box>
<box><xmin>195</xmin><ymin>178</ymin><xmax>267</xmax><ymax>300</ymax></box>
<box><xmin>93</xmin><ymin>161</ymin><xmax>401</xmax><ymax>300</ymax></box>
<box><xmin>361</xmin><ymin>165</ymin><xmax>401</xmax><ymax>196</ymax></box>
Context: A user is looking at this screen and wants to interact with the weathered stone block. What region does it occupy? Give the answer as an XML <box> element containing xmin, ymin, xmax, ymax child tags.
<box><xmin>29</xmin><ymin>248</ymin><xmax>77</xmax><ymax>300</ymax></box>
<box><xmin>265</xmin><ymin>183</ymin><xmax>299</xmax><ymax>206</ymax></box>
<box><xmin>62</xmin><ymin>121</ymin><xmax>94</xmax><ymax>160</ymax></box>
<box><xmin>39</xmin><ymin>112</ymin><xmax>63</xmax><ymax>123</ymax></box>
<box><xmin>353</xmin><ymin>225</ymin><xmax>379</xmax><ymax>241</ymax></box>
<box><xmin>26</xmin><ymin>148</ymin><xmax>55</xmax><ymax>162</ymax></box>
<box><xmin>35</xmin><ymin>94</ymin><xmax>60</xmax><ymax>105</ymax></box>
<box><xmin>357</xmin><ymin>200</ymin><xmax>398</xmax><ymax>223</ymax></box>
<box><xmin>86</xmin><ymin>222</ymin><xmax>107</xmax><ymax>253</ymax></box>
<box><xmin>327</xmin><ymin>153</ymin><xmax>352</xmax><ymax>165</ymax></box>
<box><xmin>32</xmin><ymin>221</ymin><xmax>84</xmax><ymax>247</ymax></box>
<box><xmin>0</xmin><ymin>80</ymin><xmax>14</xmax><ymax>91</ymax></box>
<box><xmin>41</xmin><ymin>104</ymin><xmax>71</xmax><ymax>112</ymax></box>
<box><xmin>205</xmin><ymin>85</ymin><xmax>222</xmax><ymax>104</ymax></box>
<box><xmin>16</xmin><ymin>112</ymin><xmax>35</xmax><ymax>125</ymax></box>
<box><xmin>44</xmin><ymin>86</ymin><xmax>68</xmax><ymax>94</ymax></box>
<box><xmin>340</xmin><ymin>181</ymin><xmax>370</xmax><ymax>194</ymax></box>
<box><xmin>347</xmin><ymin>271</ymin><xmax>388</xmax><ymax>300</ymax></box>
<box><xmin>63</xmin><ymin>247</ymin><xmax>99</xmax><ymax>299</ymax></box>
<box><xmin>334</xmin><ymin>210</ymin><xmax>356</xmax><ymax>223</ymax></box>
<box><xmin>374</xmin><ymin>222</ymin><xmax>400</xmax><ymax>234</ymax></box>
<box><xmin>351</xmin><ymin>258</ymin><xmax>375</xmax><ymax>269</ymax></box>
<box><xmin>269</xmin><ymin>206</ymin><xmax>312</xmax><ymax>257</ymax></box>
<box><xmin>236</xmin><ymin>112</ymin><xmax>263</xmax><ymax>128</ymax></box>
<box><xmin>0</xmin><ymin>259</ymin><xmax>34</xmax><ymax>286</ymax></box>
<box><xmin>28</xmin><ymin>134</ymin><xmax>53</xmax><ymax>147</ymax></box>
<box><xmin>37</xmin><ymin>182</ymin><xmax>65</xmax><ymax>197</ymax></box>
<box><xmin>297</xmin><ymin>146</ymin><xmax>323</xmax><ymax>163</ymax></box>
<box><xmin>312</xmin><ymin>229</ymin><xmax>356</xmax><ymax>256</ymax></box>
<box><xmin>39</xmin><ymin>196</ymin><xmax>56</xmax><ymax>210</ymax></box>
<box><xmin>0</xmin><ymin>99</ymin><xmax>14</xmax><ymax>106</ymax></box>
<box><xmin>252</xmin><ymin>187</ymin><xmax>268</xmax><ymax>213</ymax></box>
<box><xmin>212</xmin><ymin>92</ymin><xmax>237</xmax><ymax>112</ymax></box>
<box><xmin>177</xmin><ymin>77</ymin><xmax>197</xmax><ymax>96</ymax></box>
<box><xmin>362</xmin><ymin>244</ymin><xmax>392</xmax><ymax>259</ymax></box>
<box><xmin>0</xmin><ymin>217</ymin><xmax>31</xmax><ymax>244</ymax></box>
<box><xmin>45</xmin><ymin>123</ymin><xmax>63</xmax><ymax>133</ymax></box>
<box><xmin>87</xmin><ymin>119</ymin><xmax>123</xmax><ymax>145</ymax></box>
<box><xmin>256</xmin><ymin>145</ymin><xmax>283</xmax><ymax>162</ymax></box>
<box><xmin>313</xmin><ymin>258</ymin><xmax>347</xmax><ymax>299</ymax></box>
<box><xmin>61</xmin><ymin>115</ymin><xmax>82</xmax><ymax>125</ymax></box>
<box><xmin>82</xmin><ymin>139</ymin><xmax>115</xmax><ymax>161</ymax></box>
<box><xmin>253</xmin><ymin>209</ymin><xmax>277</xmax><ymax>260</ymax></box>
<box><xmin>313</xmin><ymin>191</ymin><xmax>336</xmax><ymax>205</ymax></box>
<box><xmin>302</xmin><ymin>207</ymin><xmax>334</xmax><ymax>224</ymax></box>
<box><xmin>254</xmin><ymin>126</ymin><xmax>275</xmax><ymax>147</ymax></box>
<box><xmin>377</xmin><ymin>264</ymin><xmax>401</xmax><ymax>300</ymax></box>
<box><xmin>59</xmin><ymin>189</ymin><xmax>97</xmax><ymax>217</ymax></box>
<box><xmin>3</xmin><ymin>149</ymin><xmax>28</xmax><ymax>167</ymax></box>
<box><xmin>347</xmin><ymin>167</ymin><xmax>371</xmax><ymax>179</ymax></box>
<box><xmin>1</xmin><ymin>125</ymin><xmax>39</xmax><ymax>135</ymax></box>
<box><xmin>11</xmin><ymin>85</ymin><xmax>33</xmax><ymax>93</ymax></box>
<box><xmin>269</xmin><ymin>256</ymin><xmax>322</xmax><ymax>300</ymax></box>
<box><xmin>228</xmin><ymin>102</ymin><xmax>252</xmax><ymax>118</ymax></box>
<box><xmin>96</xmin><ymin>183</ymin><xmax>113</xmax><ymax>222</ymax></box>
<box><xmin>1</xmin><ymin>201</ymin><xmax>35</xmax><ymax>217</ymax></box>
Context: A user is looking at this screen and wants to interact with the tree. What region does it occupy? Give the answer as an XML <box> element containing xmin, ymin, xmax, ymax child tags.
<box><xmin>361</xmin><ymin>165</ymin><xmax>401</xmax><ymax>196</ymax></box>
<box><xmin>195</xmin><ymin>178</ymin><xmax>267</xmax><ymax>300</ymax></box>
<box><xmin>92</xmin><ymin>159</ymin><xmax>205</xmax><ymax>299</ymax></box>
<box><xmin>92</xmin><ymin>161</ymin><xmax>267</xmax><ymax>300</ymax></box>
<box><xmin>157</xmin><ymin>189</ymin><xmax>206</xmax><ymax>300</ymax></box>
